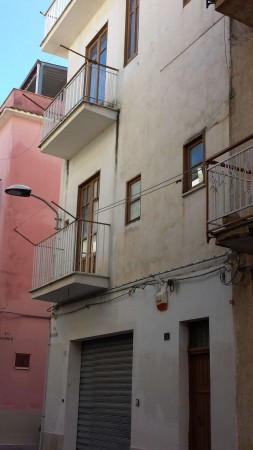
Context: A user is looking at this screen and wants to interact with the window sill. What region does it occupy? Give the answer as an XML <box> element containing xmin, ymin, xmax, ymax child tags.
<box><xmin>182</xmin><ymin>183</ymin><xmax>206</xmax><ymax>198</ymax></box>
<box><xmin>126</xmin><ymin>217</ymin><xmax>141</xmax><ymax>227</ymax></box>
<box><xmin>124</xmin><ymin>53</ymin><xmax>138</xmax><ymax>67</ymax></box>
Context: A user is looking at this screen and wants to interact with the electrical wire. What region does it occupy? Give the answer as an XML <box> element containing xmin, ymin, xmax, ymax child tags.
<box><xmin>55</xmin><ymin>292</ymin><xmax>128</xmax><ymax>317</ymax></box>
<box><xmin>54</xmin><ymin>254</ymin><xmax>229</xmax><ymax>317</ymax></box>
<box><xmin>13</xmin><ymin>164</ymin><xmax>192</xmax><ymax>233</ymax></box>
<box><xmin>97</xmin><ymin>173</ymin><xmax>182</xmax><ymax>215</ymax></box>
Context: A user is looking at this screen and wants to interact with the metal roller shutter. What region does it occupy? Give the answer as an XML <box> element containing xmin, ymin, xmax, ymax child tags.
<box><xmin>76</xmin><ymin>333</ymin><xmax>133</xmax><ymax>450</ymax></box>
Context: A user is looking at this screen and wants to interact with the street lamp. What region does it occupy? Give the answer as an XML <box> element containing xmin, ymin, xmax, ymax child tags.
<box><xmin>5</xmin><ymin>184</ymin><xmax>61</xmax><ymax>231</ymax></box>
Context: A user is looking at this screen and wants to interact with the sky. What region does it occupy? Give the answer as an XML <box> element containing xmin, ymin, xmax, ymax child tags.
<box><xmin>0</xmin><ymin>0</ymin><xmax>67</xmax><ymax>104</ymax></box>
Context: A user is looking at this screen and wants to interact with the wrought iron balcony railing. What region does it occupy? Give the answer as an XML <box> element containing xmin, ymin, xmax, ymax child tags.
<box><xmin>32</xmin><ymin>219</ymin><xmax>110</xmax><ymax>291</ymax></box>
<box><xmin>44</xmin><ymin>0</ymin><xmax>71</xmax><ymax>38</ymax></box>
<box><xmin>207</xmin><ymin>136</ymin><xmax>253</xmax><ymax>239</ymax></box>
<box><xmin>41</xmin><ymin>62</ymin><xmax>118</xmax><ymax>142</ymax></box>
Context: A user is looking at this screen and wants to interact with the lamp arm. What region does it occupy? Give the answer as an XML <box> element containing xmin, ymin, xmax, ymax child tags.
<box><xmin>31</xmin><ymin>194</ymin><xmax>61</xmax><ymax>229</ymax></box>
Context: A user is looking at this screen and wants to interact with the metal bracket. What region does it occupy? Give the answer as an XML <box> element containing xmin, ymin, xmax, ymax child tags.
<box><xmin>14</xmin><ymin>228</ymin><xmax>36</xmax><ymax>246</ymax></box>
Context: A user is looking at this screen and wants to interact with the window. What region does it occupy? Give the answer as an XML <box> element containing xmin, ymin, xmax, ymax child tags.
<box><xmin>15</xmin><ymin>353</ymin><xmax>30</xmax><ymax>369</ymax></box>
<box><xmin>188</xmin><ymin>319</ymin><xmax>210</xmax><ymax>350</ymax></box>
<box><xmin>183</xmin><ymin>135</ymin><xmax>205</xmax><ymax>193</ymax></box>
<box><xmin>86</xmin><ymin>25</ymin><xmax>108</xmax><ymax>105</ymax></box>
<box><xmin>77</xmin><ymin>173</ymin><xmax>100</xmax><ymax>273</ymax></box>
<box><xmin>125</xmin><ymin>0</ymin><xmax>139</xmax><ymax>65</ymax></box>
<box><xmin>126</xmin><ymin>175</ymin><xmax>141</xmax><ymax>224</ymax></box>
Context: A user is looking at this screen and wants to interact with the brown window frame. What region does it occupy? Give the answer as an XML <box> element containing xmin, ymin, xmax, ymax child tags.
<box><xmin>183</xmin><ymin>133</ymin><xmax>206</xmax><ymax>194</ymax></box>
<box><xmin>76</xmin><ymin>172</ymin><xmax>100</xmax><ymax>274</ymax></box>
<box><xmin>85</xmin><ymin>24</ymin><xmax>108</xmax><ymax>104</ymax></box>
<box><xmin>126</xmin><ymin>174</ymin><xmax>141</xmax><ymax>225</ymax></box>
<box><xmin>14</xmin><ymin>353</ymin><xmax>31</xmax><ymax>370</ymax></box>
<box><xmin>124</xmin><ymin>0</ymin><xmax>140</xmax><ymax>66</ymax></box>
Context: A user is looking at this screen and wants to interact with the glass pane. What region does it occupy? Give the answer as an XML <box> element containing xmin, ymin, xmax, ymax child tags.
<box><xmin>82</xmin><ymin>207</ymin><xmax>89</xmax><ymax>236</ymax></box>
<box><xmin>130</xmin><ymin>200</ymin><xmax>140</xmax><ymax>221</ymax></box>
<box><xmin>130</xmin><ymin>0</ymin><xmax>135</xmax><ymax>13</ymax></box>
<box><xmin>99</xmin><ymin>48</ymin><xmax>107</xmax><ymax>66</ymax></box>
<box><xmin>191</xmin><ymin>166</ymin><xmax>204</xmax><ymax>188</ymax></box>
<box><xmin>100</xmin><ymin>32</ymin><xmax>107</xmax><ymax>53</ymax></box>
<box><xmin>189</xmin><ymin>320</ymin><xmax>209</xmax><ymax>348</ymax></box>
<box><xmin>98</xmin><ymin>65</ymin><xmax>106</xmax><ymax>103</ymax></box>
<box><xmin>82</xmin><ymin>239</ymin><xmax>87</xmax><ymax>256</ymax></box>
<box><xmin>89</xmin><ymin>64</ymin><xmax>98</xmax><ymax>102</ymax></box>
<box><xmin>82</xmin><ymin>188</ymin><xmax>88</xmax><ymax>205</ymax></box>
<box><xmin>136</xmin><ymin>5</ymin><xmax>139</xmax><ymax>49</ymax></box>
<box><xmin>92</xmin><ymin>235</ymin><xmax>97</xmax><ymax>254</ymax></box>
<box><xmin>128</xmin><ymin>14</ymin><xmax>135</xmax><ymax>59</ymax></box>
<box><xmin>94</xmin><ymin>199</ymin><xmax>99</xmax><ymax>212</ymax></box>
<box><xmin>131</xmin><ymin>179</ymin><xmax>141</xmax><ymax>199</ymax></box>
<box><xmin>190</xmin><ymin>143</ymin><xmax>204</xmax><ymax>168</ymax></box>
<box><xmin>93</xmin><ymin>180</ymin><xmax>99</xmax><ymax>199</ymax></box>
<box><xmin>82</xmin><ymin>206</ymin><xmax>89</xmax><ymax>221</ymax></box>
<box><xmin>90</xmin><ymin>43</ymin><xmax>98</xmax><ymax>62</ymax></box>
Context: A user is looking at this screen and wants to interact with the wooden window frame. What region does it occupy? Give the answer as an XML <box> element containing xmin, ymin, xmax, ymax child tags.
<box><xmin>124</xmin><ymin>0</ymin><xmax>140</xmax><ymax>66</ymax></box>
<box><xmin>183</xmin><ymin>133</ymin><xmax>206</xmax><ymax>194</ymax></box>
<box><xmin>76</xmin><ymin>172</ymin><xmax>100</xmax><ymax>274</ymax></box>
<box><xmin>126</xmin><ymin>174</ymin><xmax>141</xmax><ymax>225</ymax></box>
<box><xmin>85</xmin><ymin>24</ymin><xmax>108</xmax><ymax>104</ymax></box>
<box><xmin>14</xmin><ymin>353</ymin><xmax>31</xmax><ymax>370</ymax></box>
<box><xmin>76</xmin><ymin>172</ymin><xmax>100</xmax><ymax>220</ymax></box>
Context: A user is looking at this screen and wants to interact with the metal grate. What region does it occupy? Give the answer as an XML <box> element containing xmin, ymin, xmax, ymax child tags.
<box><xmin>77</xmin><ymin>333</ymin><xmax>133</xmax><ymax>450</ymax></box>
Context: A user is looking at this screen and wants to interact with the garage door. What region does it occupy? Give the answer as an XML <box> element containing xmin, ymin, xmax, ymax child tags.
<box><xmin>76</xmin><ymin>333</ymin><xmax>133</xmax><ymax>450</ymax></box>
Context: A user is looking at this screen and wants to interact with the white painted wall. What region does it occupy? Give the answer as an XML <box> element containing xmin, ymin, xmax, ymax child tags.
<box><xmin>41</xmin><ymin>0</ymin><xmax>238</xmax><ymax>448</ymax></box>
<box><xmin>60</xmin><ymin>0</ymin><xmax>231</xmax><ymax>285</ymax></box>
<box><xmin>44</xmin><ymin>273</ymin><xmax>237</xmax><ymax>450</ymax></box>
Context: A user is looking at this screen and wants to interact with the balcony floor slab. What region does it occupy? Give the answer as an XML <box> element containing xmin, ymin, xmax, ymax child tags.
<box><xmin>42</xmin><ymin>0</ymin><xmax>106</xmax><ymax>57</ymax></box>
<box><xmin>40</xmin><ymin>102</ymin><xmax>117</xmax><ymax>159</ymax></box>
<box><xmin>216</xmin><ymin>0</ymin><xmax>253</xmax><ymax>28</ymax></box>
<box><xmin>31</xmin><ymin>272</ymin><xmax>110</xmax><ymax>303</ymax></box>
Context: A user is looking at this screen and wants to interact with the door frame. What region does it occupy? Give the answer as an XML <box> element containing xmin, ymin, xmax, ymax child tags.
<box><xmin>188</xmin><ymin>321</ymin><xmax>211</xmax><ymax>450</ymax></box>
<box><xmin>76</xmin><ymin>172</ymin><xmax>100</xmax><ymax>273</ymax></box>
<box><xmin>85</xmin><ymin>23</ymin><xmax>108</xmax><ymax>104</ymax></box>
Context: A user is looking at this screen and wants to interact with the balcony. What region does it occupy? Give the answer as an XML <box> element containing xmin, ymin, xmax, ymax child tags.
<box><xmin>215</xmin><ymin>0</ymin><xmax>253</xmax><ymax>28</ymax></box>
<box><xmin>207</xmin><ymin>136</ymin><xmax>253</xmax><ymax>254</ymax></box>
<box><xmin>40</xmin><ymin>62</ymin><xmax>118</xmax><ymax>159</ymax></box>
<box><xmin>0</xmin><ymin>89</ymin><xmax>52</xmax><ymax>118</ymax></box>
<box><xmin>42</xmin><ymin>0</ymin><xmax>106</xmax><ymax>57</ymax></box>
<box><xmin>31</xmin><ymin>219</ymin><xmax>110</xmax><ymax>303</ymax></box>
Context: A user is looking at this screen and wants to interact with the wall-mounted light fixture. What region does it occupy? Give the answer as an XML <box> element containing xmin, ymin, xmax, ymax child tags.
<box><xmin>5</xmin><ymin>184</ymin><xmax>61</xmax><ymax>230</ymax></box>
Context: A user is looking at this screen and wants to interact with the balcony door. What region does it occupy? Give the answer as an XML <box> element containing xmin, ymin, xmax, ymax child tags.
<box><xmin>86</xmin><ymin>25</ymin><xmax>108</xmax><ymax>105</ymax></box>
<box><xmin>77</xmin><ymin>174</ymin><xmax>100</xmax><ymax>274</ymax></box>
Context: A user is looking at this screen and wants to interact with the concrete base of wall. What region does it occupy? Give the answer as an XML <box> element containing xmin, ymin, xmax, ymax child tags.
<box><xmin>40</xmin><ymin>433</ymin><xmax>64</xmax><ymax>450</ymax></box>
<box><xmin>0</xmin><ymin>410</ymin><xmax>41</xmax><ymax>446</ymax></box>
<box><xmin>0</xmin><ymin>447</ymin><xmax>38</xmax><ymax>450</ymax></box>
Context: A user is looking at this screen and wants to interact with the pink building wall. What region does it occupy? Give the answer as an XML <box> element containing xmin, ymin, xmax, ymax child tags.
<box><xmin>0</xmin><ymin>90</ymin><xmax>62</xmax><ymax>447</ymax></box>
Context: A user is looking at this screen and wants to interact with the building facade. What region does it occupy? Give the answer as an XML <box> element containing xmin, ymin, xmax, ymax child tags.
<box><xmin>32</xmin><ymin>0</ymin><xmax>253</xmax><ymax>449</ymax></box>
<box><xmin>0</xmin><ymin>63</ymin><xmax>66</xmax><ymax>448</ymax></box>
